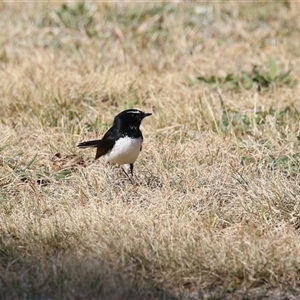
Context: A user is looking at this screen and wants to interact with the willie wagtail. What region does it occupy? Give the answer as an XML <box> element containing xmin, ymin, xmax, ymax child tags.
<box><xmin>77</xmin><ymin>109</ymin><xmax>152</xmax><ymax>175</ymax></box>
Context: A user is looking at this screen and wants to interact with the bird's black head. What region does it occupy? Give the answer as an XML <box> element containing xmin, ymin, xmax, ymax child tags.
<box><xmin>113</xmin><ymin>109</ymin><xmax>152</xmax><ymax>128</ymax></box>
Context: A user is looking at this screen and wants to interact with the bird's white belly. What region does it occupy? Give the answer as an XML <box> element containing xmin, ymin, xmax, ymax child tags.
<box><xmin>104</xmin><ymin>136</ymin><xmax>142</xmax><ymax>165</ymax></box>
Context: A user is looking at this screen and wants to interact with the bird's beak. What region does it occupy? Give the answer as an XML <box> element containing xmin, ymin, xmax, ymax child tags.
<box><xmin>144</xmin><ymin>112</ymin><xmax>152</xmax><ymax>118</ymax></box>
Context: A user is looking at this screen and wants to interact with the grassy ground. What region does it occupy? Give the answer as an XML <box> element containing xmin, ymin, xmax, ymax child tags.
<box><xmin>1</xmin><ymin>1</ymin><xmax>300</xmax><ymax>299</ymax></box>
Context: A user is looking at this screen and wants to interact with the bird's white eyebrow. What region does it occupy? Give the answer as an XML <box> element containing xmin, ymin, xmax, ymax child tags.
<box><xmin>126</xmin><ymin>110</ymin><xmax>140</xmax><ymax>114</ymax></box>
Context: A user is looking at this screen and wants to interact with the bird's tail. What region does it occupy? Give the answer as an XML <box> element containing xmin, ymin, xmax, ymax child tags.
<box><xmin>77</xmin><ymin>139</ymin><xmax>101</xmax><ymax>148</ymax></box>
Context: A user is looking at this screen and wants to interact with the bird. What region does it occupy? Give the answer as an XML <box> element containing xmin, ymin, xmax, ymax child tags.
<box><xmin>77</xmin><ymin>109</ymin><xmax>152</xmax><ymax>176</ymax></box>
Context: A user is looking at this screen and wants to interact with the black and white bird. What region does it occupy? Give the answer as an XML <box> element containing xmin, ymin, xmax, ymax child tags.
<box><xmin>78</xmin><ymin>109</ymin><xmax>152</xmax><ymax>175</ymax></box>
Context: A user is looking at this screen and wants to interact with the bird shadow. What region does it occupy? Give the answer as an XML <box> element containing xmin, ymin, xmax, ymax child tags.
<box><xmin>104</xmin><ymin>165</ymin><xmax>164</xmax><ymax>190</ymax></box>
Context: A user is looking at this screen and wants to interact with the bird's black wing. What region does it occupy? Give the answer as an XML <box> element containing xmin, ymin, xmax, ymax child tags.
<box><xmin>95</xmin><ymin>128</ymin><xmax>116</xmax><ymax>159</ymax></box>
<box><xmin>78</xmin><ymin>126</ymin><xmax>116</xmax><ymax>160</ymax></box>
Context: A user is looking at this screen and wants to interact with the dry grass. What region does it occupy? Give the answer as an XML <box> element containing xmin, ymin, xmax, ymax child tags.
<box><xmin>1</xmin><ymin>1</ymin><xmax>300</xmax><ymax>299</ymax></box>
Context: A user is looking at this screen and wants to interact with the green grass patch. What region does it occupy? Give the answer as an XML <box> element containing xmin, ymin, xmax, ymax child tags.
<box><xmin>41</xmin><ymin>2</ymin><xmax>97</xmax><ymax>37</ymax></box>
<box><xmin>193</xmin><ymin>57</ymin><xmax>297</xmax><ymax>92</ymax></box>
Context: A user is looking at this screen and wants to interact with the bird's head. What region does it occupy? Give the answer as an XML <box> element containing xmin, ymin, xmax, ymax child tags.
<box><xmin>114</xmin><ymin>109</ymin><xmax>152</xmax><ymax>128</ymax></box>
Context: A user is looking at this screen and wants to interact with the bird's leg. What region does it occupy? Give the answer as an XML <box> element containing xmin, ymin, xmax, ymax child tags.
<box><xmin>121</xmin><ymin>166</ymin><xmax>134</xmax><ymax>184</ymax></box>
<box><xmin>121</xmin><ymin>167</ymin><xmax>130</xmax><ymax>178</ymax></box>
<box><xmin>130</xmin><ymin>164</ymin><xmax>134</xmax><ymax>176</ymax></box>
